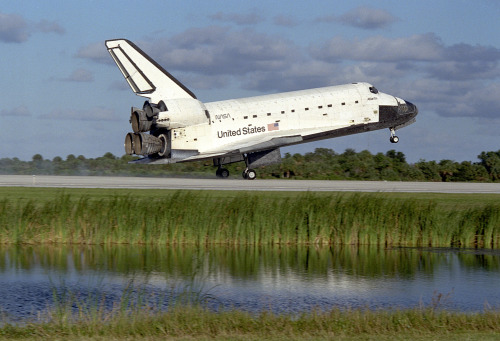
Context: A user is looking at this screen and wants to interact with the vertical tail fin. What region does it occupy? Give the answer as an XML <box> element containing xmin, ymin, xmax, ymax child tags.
<box><xmin>105</xmin><ymin>39</ymin><xmax>196</xmax><ymax>100</ymax></box>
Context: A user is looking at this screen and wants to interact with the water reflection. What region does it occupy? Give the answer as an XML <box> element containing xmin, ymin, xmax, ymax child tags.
<box><xmin>1</xmin><ymin>245</ymin><xmax>500</xmax><ymax>321</ymax></box>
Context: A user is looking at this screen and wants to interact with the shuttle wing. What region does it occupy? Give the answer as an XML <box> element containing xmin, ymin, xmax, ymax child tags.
<box><xmin>105</xmin><ymin>39</ymin><xmax>196</xmax><ymax>100</ymax></box>
<box><xmin>131</xmin><ymin>133</ymin><xmax>305</xmax><ymax>165</ymax></box>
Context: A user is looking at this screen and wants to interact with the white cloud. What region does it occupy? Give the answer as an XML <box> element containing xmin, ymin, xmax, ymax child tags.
<box><xmin>0</xmin><ymin>12</ymin><xmax>65</xmax><ymax>43</ymax></box>
<box><xmin>273</xmin><ymin>15</ymin><xmax>300</xmax><ymax>27</ymax></box>
<box><xmin>147</xmin><ymin>26</ymin><xmax>300</xmax><ymax>76</ymax></box>
<box><xmin>435</xmin><ymin>83</ymin><xmax>500</xmax><ymax>119</ymax></box>
<box><xmin>209</xmin><ymin>10</ymin><xmax>264</xmax><ymax>25</ymax></box>
<box><xmin>0</xmin><ymin>12</ymin><xmax>29</xmax><ymax>43</ymax></box>
<box><xmin>241</xmin><ymin>60</ymin><xmax>339</xmax><ymax>92</ymax></box>
<box><xmin>62</xmin><ymin>68</ymin><xmax>94</xmax><ymax>82</ymax></box>
<box><xmin>336</xmin><ymin>6</ymin><xmax>398</xmax><ymax>29</ymax></box>
<box><xmin>76</xmin><ymin>41</ymin><xmax>110</xmax><ymax>64</ymax></box>
<box><xmin>310</xmin><ymin>33</ymin><xmax>444</xmax><ymax>62</ymax></box>
<box><xmin>1</xmin><ymin>105</ymin><xmax>31</xmax><ymax>117</ymax></box>
<box><xmin>36</xmin><ymin>19</ymin><xmax>65</xmax><ymax>35</ymax></box>
<box><xmin>426</xmin><ymin>60</ymin><xmax>500</xmax><ymax>81</ymax></box>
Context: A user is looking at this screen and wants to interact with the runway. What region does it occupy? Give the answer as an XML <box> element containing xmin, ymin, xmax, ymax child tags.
<box><xmin>1</xmin><ymin>175</ymin><xmax>500</xmax><ymax>193</ymax></box>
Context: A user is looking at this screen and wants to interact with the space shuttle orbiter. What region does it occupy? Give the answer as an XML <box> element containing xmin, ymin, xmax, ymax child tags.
<box><xmin>106</xmin><ymin>39</ymin><xmax>418</xmax><ymax>179</ymax></box>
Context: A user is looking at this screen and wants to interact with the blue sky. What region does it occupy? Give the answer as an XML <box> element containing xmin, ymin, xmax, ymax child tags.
<box><xmin>1</xmin><ymin>1</ymin><xmax>499</xmax><ymax>163</ymax></box>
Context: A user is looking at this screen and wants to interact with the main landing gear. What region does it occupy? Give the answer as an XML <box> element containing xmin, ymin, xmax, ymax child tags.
<box><xmin>242</xmin><ymin>168</ymin><xmax>257</xmax><ymax>180</ymax></box>
<box><xmin>215</xmin><ymin>167</ymin><xmax>230</xmax><ymax>178</ymax></box>
<box><xmin>389</xmin><ymin>127</ymin><xmax>399</xmax><ymax>143</ymax></box>
<box><xmin>213</xmin><ymin>154</ymin><xmax>258</xmax><ymax>180</ymax></box>
<box><xmin>215</xmin><ymin>166</ymin><xmax>257</xmax><ymax>179</ymax></box>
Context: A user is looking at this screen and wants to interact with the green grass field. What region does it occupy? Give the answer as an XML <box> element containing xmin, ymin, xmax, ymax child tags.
<box><xmin>1</xmin><ymin>187</ymin><xmax>499</xmax><ymax>247</ymax></box>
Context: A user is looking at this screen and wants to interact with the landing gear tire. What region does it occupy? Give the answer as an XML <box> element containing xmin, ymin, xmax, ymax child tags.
<box><xmin>242</xmin><ymin>168</ymin><xmax>257</xmax><ymax>180</ymax></box>
<box><xmin>216</xmin><ymin>168</ymin><xmax>230</xmax><ymax>178</ymax></box>
<box><xmin>390</xmin><ymin>136</ymin><xmax>399</xmax><ymax>143</ymax></box>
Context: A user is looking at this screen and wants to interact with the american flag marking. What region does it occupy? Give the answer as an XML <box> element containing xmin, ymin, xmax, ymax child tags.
<box><xmin>267</xmin><ymin>122</ymin><xmax>279</xmax><ymax>131</ymax></box>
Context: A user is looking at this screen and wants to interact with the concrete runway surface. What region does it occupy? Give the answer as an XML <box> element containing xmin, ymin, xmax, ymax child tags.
<box><xmin>1</xmin><ymin>175</ymin><xmax>500</xmax><ymax>193</ymax></box>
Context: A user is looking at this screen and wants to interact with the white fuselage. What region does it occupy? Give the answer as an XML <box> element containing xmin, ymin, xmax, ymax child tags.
<box><xmin>160</xmin><ymin>82</ymin><xmax>400</xmax><ymax>157</ymax></box>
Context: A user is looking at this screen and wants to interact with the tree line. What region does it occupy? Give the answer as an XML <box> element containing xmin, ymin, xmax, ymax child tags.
<box><xmin>1</xmin><ymin>148</ymin><xmax>499</xmax><ymax>182</ymax></box>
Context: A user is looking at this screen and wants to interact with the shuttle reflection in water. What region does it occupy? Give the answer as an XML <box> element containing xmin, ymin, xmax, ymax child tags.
<box><xmin>0</xmin><ymin>245</ymin><xmax>499</xmax><ymax>320</ymax></box>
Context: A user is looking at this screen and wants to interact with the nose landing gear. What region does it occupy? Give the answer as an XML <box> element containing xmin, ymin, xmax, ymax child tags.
<box><xmin>389</xmin><ymin>127</ymin><xmax>399</xmax><ymax>143</ymax></box>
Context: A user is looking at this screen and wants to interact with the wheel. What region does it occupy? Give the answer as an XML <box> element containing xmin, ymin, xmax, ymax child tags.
<box><xmin>246</xmin><ymin>169</ymin><xmax>257</xmax><ymax>180</ymax></box>
<box><xmin>390</xmin><ymin>136</ymin><xmax>399</xmax><ymax>143</ymax></box>
<box><xmin>220</xmin><ymin>168</ymin><xmax>229</xmax><ymax>178</ymax></box>
<box><xmin>216</xmin><ymin>168</ymin><xmax>229</xmax><ymax>178</ymax></box>
<box><xmin>242</xmin><ymin>170</ymin><xmax>248</xmax><ymax>179</ymax></box>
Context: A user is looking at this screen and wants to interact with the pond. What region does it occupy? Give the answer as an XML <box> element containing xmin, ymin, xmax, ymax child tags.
<box><xmin>1</xmin><ymin>245</ymin><xmax>499</xmax><ymax>322</ymax></box>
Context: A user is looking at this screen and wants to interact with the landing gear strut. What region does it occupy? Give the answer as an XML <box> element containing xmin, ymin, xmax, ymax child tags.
<box><xmin>389</xmin><ymin>127</ymin><xmax>399</xmax><ymax>143</ymax></box>
<box><xmin>241</xmin><ymin>154</ymin><xmax>257</xmax><ymax>180</ymax></box>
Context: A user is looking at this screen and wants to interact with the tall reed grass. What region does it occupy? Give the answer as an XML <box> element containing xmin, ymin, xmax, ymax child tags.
<box><xmin>1</xmin><ymin>192</ymin><xmax>499</xmax><ymax>247</ymax></box>
<box><xmin>2</xmin><ymin>303</ymin><xmax>500</xmax><ymax>340</ymax></box>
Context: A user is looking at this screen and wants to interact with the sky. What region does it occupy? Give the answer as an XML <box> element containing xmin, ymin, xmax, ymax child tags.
<box><xmin>1</xmin><ymin>1</ymin><xmax>499</xmax><ymax>163</ymax></box>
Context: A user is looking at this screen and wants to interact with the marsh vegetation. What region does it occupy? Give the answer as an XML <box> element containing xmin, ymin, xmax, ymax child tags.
<box><xmin>2</xmin><ymin>243</ymin><xmax>500</xmax><ymax>340</ymax></box>
<box><xmin>1</xmin><ymin>188</ymin><xmax>500</xmax><ymax>339</ymax></box>
<box><xmin>2</xmin><ymin>304</ymin><xmax>500</xmax><ymax>340</ymax></box>
<box><xmin>1</xmin><ymin>188</ymin><xmax>499</xmax><ymax>247</ymax></box>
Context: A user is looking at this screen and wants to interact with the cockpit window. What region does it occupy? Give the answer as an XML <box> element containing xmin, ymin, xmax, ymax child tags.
<box><xmin>369</xmin><ymin>86</ymin><xmax>379</xmax><ymax>94</ymax></box>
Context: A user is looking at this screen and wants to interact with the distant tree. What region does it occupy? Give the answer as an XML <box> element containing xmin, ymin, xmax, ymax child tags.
<box><xmin>281</xmin><ymin>153</ymin><xmax>297</xmax><ymax>178</ymax></box>
<box><xmin>342</xmin><ymin>148</ymin><xmax>356</xmax><ymax>157</ymax></box>
<box><xmin>404</xmin><ymin>166</ymin><xmax>426</xmax><ymax>181</ymax></box>
<box><xmin>1</xmin><ymin>149</ymin><xmax>498</xmax><ymax>181</ymax></box>
<box><xmin>32</xmin><ymin>154</ymin><xmax>43</xmax><ymax>162</ymax></box>
<box><xmin>454</xmin><ymin>161</ymin><xmax>489</xmax><ymax>182</ymax></box>
<box><xmin>438</xmin><ymin>159</ymin><xmax>458</xmax><ymax>182</ymax></box>
<box><xmin>31</xmin><ymin>154</ymin><xmax>44</xmax><ymax>172</ymax></box>
<box><xmin>121</xmin><ymin>154</ymin><xmax>138</xmax><ymax>162</ymax></box>
<box><xmin>337</xmin><ymin>149</ymin><xmax>375</xmax><ymax>179</ymax></box>
<box><xmin>478</xmin><ymin>150</ymin><xmax>500</xmax><ymax>181</ymax></box>
<box><xmin>380</xmin><ymin>167</ymin><xmax>400</xmax><ymax>181</ymax></box>
<box><xmin>292</xmin><ymin>153</ymin><xmax>304</xmax><ymax>163</ymax></box>
<box><xmin>386</xmin><ymin>150</ymin><xmax>406</xmax><ymax>164</ymax></box>
<box><xmin>311</xmin><ymin>148</ymin><xmax>337</xmax><ymax>160</ymax></box>
<box><xmin>356</xmin><ymin>150</ymin><xmax>378</xmax><ymax>179</ymax></box>
<box><xmin>301</xmin><ymin>148</ymin><xmax>341</xmax><ymax>179</ymax></box>
<box><xmin>64</xmin><ymin>154</ymin><xmax>79</xmax><ymax>172</ymax></box>
<box><xmin>415</xmin><ymin>160</ymin><xmax>441</xmax><ymax>181</ymax></box>
<box><xmin>374</xmin><ymin>152</ymin><xmax>391</xmax><ymax>171</ymax></box>
<box><xmin>30</xmin><ymin>154</ymin><xmax>53</xmax><ymax>174</ymax></box>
